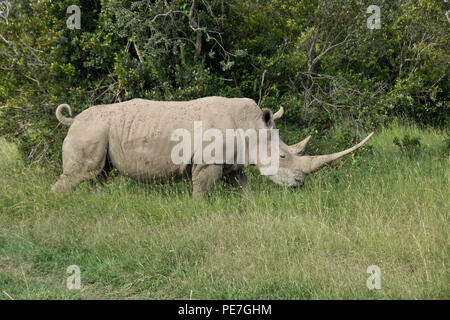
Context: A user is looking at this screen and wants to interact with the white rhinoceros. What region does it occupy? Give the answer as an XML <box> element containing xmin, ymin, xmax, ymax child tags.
<box><xmin>52</xmin><ymin>96</ymin><xmax>373</xmax><ymax>197</ymax></box>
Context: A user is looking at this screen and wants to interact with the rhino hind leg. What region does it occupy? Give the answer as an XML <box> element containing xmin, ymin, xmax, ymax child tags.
<box><xmin>52</xmin><ymin>173</ymin><xmax>93</xmax><ymax>194</ymax></box>
<box><xmin>52</xmin><ymin>125</ymin><xmax>109</xmax><ymax>194</ymax></box>
<box><xmin>191</xmin><ymin>164</ymin><xmax>223</xmax><ymax>199</ymax></box>
<box><xmin>93</xmin><ymin>155</ymin><xmax>114</xmax><ymax>186</ymax></box>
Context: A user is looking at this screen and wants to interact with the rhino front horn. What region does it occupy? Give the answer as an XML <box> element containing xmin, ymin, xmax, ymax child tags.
<box><xmin>300</xmin><ymin>132</ymin><xmax>374</xmax><ymax>174</ymax></box>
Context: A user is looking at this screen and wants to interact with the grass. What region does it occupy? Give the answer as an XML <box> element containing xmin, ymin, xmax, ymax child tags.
<box><xmin>0</xmin><ymin>123</ymin><xmax>448</xmax><ymax>299</ymax></box>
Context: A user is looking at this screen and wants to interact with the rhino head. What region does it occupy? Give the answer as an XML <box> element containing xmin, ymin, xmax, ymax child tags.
<box><xmin>256</xmin><ymin>106</ymin><xmax>373</xmax><ymax>188</ymax></box>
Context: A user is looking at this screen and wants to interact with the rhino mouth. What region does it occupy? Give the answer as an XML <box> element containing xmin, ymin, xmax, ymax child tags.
<box><xmin>288</xmin><ymin>179</ymin><xmax>305</xmax><ymax>188</ymax></box>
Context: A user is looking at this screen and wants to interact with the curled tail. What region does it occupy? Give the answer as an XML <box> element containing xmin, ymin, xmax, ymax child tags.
<box><xmin>56</xmin><ymin>104</ymin><xmax>74</xmax><ymax>127</ymax></box>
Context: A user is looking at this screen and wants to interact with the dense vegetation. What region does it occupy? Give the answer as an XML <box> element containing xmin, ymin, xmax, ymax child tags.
<box><xmin>0</xmin><ymin>0</ymin><xmax>448</xmax><ymax>164</ymax></box>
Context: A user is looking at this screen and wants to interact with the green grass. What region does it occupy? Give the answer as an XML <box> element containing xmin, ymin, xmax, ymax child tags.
<box><xmin>0</xmin><ymin>123</ymin><xmax>448</xmax><ymax>299</ymax></box>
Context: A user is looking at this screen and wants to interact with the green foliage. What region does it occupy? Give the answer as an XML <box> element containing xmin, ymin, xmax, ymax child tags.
<box><xmin>444</xmin><ymin>136</ymin><xmax>450</xmax><ymax>154</ymax></box>
<box><xmin>0</xmin><ymin>0</ymin><xmax>448</xmax><ymax>164</ymax></box>
<box><xmin>393</xmin><ymin>134</ymin><xmax>422</xmax><ymax>157</ymax></box>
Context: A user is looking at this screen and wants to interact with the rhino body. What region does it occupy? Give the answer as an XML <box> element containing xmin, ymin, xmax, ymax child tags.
<box><xmin>53</xmin><ymin>96</ymin><xmax>373</xmax><ymax>196</ymax></box>
<box><xmin>53</xmin><ymin>97</ymin><xmax>273</xmax><ymax>196</ymax></box>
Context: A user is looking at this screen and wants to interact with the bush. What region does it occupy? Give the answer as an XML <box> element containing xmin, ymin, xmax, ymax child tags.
<box><xmin>393</xmin><ymin>134</ymin><xmax>422</xmax><ymax>158</ymax></box>
<box><xmin>0</xmin><ymin>0</ymin><xmax>448</xmax><ymax>164</ymax></box>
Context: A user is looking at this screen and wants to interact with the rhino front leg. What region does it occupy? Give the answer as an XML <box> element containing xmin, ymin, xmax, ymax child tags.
<box><xmin>191</xmin><ymin>164</ymin><xmax>223</xmax><ymax>199</ymax></box>
<box><xmin>225</xmin><ymin>169</ymin><xmax>249</xmax><ymax>195</ymax></box>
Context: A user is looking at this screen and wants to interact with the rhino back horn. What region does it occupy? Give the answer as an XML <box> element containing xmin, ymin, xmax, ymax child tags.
<box><xmin>273</xmin><ymin>107</ymin><xmax>284</xmax><ymax>121</ymax></box>
<box><xmin>288</xmin><ymin>135</ymin><xmax>311</xmax><ymax>155</ymax></box>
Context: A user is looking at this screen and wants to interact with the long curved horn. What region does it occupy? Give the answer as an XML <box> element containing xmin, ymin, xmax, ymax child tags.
<box><xmin>273</xmin><ymin>106</ymin><xmax>284</xmax><ymax>121</ymax></box>
<box><xmin>288</xmin><ymin>135</ymin><xmax>311</xmax><ymax>155</ymax></box>
<box><xmin>299</xmin><ymin>132</ymin><xmax>374</xmax><ymax>173</ymax></box>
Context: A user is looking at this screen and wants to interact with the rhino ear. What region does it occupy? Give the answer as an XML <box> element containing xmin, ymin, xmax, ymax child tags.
<box><xmin>262</xmin><ymin>109</ymin><xmax>274</xmax><ymax>128</ymax></box>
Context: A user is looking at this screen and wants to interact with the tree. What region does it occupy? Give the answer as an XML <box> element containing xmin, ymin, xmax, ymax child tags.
<box><xmin>0</xmin><ymin>0</ymin><xmax>448</xmax><ymax>165</ymax></box>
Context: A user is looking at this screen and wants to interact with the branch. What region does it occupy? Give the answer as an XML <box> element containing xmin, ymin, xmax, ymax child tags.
<box><xmin>0</xmin><ymin>1</ymin><xmax>10</xmax><ymax>25</ymax></box>
<box><xmin>147</xmin><ymin>2</ymin><xmax>234</xmax><ymax>62</ymax></box>
<box><xmin>188</xmin><ymin>0</ymin><xmax>202</xmax><ymax>62</ymax></box>
<box><xmin>133</xmin><ymin>41</ymin><xmax>144</xmax><ymax>63</ymax></box>
<box><xmin>258</xmin><ymin>69</ymin><xmax>267</xmax><ymax>106</ymax></box>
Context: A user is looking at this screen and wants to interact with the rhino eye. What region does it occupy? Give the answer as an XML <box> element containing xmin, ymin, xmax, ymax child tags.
<box><xmin>280</xmin><ymin>154</ymin><xmax>286</xmax><ymax>158</ymax></box>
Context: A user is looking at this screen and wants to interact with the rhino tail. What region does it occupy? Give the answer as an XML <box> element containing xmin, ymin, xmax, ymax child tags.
<box><xmin>56</xmin><ymin>104</ymin><xmax>74</xmax><ymax>127</ymax></box>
